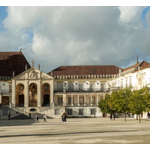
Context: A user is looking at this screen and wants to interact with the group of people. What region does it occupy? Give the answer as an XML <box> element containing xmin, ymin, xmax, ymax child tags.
<box><xmin>61</xmin><ymin>112</ymin><xmax>66</xmax><ymax>122</ymax></box>
<box><xmin>30</xmin><ymin>112</ymin><xmax>68</xmax><ymax>123</ymax></box>
<box><xmin>34</xmin><ymin>114</ymin><xmax>47</xmax><ymax>123</ymax></box>
<box><xmin>110</xmin><ymin>113</ymin><xmax>116</xmax><ymax>120</ymax></box>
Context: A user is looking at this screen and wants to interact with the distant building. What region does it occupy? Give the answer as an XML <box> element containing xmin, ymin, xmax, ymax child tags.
<box><xmin>0</xmin><ymin>52</ymin><xmax>150</xmax><ymax>119</ymax></box>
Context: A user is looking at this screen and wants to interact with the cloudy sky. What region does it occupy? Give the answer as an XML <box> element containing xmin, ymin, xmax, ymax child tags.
<box><xmin>0</xmin><ymin>6</ymin><xmax>150</xmax><ymax>73</ymax></box>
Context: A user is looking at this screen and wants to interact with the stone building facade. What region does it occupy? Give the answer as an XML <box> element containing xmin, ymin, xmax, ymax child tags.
<box><xmin>0</xmin><ymin>52</ymin><xmax>150</xmax><ymax>119</ymax></box>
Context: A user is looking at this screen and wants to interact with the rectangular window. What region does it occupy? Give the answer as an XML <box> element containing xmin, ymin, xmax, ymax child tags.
<box><xmin>121</xmin><ymin>80</ymin><xmax>123</xmax><ymax>87</ymax></box>
<box><xmin>67</xmin><ymin>109</ymin><xmax>72</xmax><ymax>115</ymax></box>
<box><xmin>91</xmin><ymin>109</ymin><xmax>95</xmax><ymax>115</ymax></box>
<box><xmin>79</xmin><ymin>109</ymin><xmax>83</xmax><ymax>115</ymax></box>
<box><xmin>92</xmin><ymin>97</ymin><xmax>95</xmax><ymax>104</ymax></box>
<box><xmin>79</xmin><ymin>97</ymin><xmax>84</xmax><ymax>104</ymax></box>
<box><xmin>129</xmin><ymin>78</ymin><xmax>132</xmax><ymax>86</ymax></box>
<box><xmin>58</xmin><ymin>97</ymin><xmax>62</xmax><ymax>104</ymax></box>
<box><xmin>68</xmin><ymin>97</ymin><xmax>71</xmax><ymax>104</ymax></box>
<box><xmin>55</xmin><ymin>109</ymin><xmax>60</xmax><ymax>115</ymax></box>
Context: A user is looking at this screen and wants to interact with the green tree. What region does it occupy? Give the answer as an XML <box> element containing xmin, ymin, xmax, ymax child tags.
<box><xmin>128</xmin><ymin>87</ymin><xmax>149</xmax><ymax>123</ymax></box>
<box><xmin>98</xmin><ymin>93</ymin><xmax>117</xmax><ymax>120</ymax></box>
<box><xmin>114</xmin><ymin>87</ymin><xmax>132</xmax><ymax>122</ymax></box>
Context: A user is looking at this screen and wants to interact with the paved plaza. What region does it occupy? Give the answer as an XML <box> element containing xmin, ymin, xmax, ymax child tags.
<box><xmin>0</xmin><ymin>118</ymin><xmax>150</xmax><ymax>144</ymax></box>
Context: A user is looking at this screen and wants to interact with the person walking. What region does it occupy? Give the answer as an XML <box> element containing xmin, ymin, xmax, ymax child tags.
<box><xmin>61</xmin><ymin>113</ymin><xmax>64</xmax><ymax>122</ymax></box>
<box><xmin>8</xmin><ymin>113</ymin><xmax>11</xmax><ymax>120</ymax></box>
<box><xmin>29</xmin><ymin>113</ymin><xmax>31</xmax><ymax>119</ymax></box>
<box><xmin>43</xmin><ymin>114</ymin><xmax>47</xmax><ymax>123</ymax></box>
<box><xmin>36</xmin><ymin>114</ymin><xmax>39</xmax><ymax>123</ymax></box>
<box><xmin>110</xmin><ymin>113</ymin><xmax>112</xmax><ymax>120</ymax></box>
<box><xmin>63</xmin><ymin>112</ymin><xmax>66</xmax><ymax>122</ymax></box>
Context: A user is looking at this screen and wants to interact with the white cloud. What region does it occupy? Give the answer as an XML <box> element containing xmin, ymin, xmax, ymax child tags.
<box><xmin>0</xmin><ymin>6</ymin><xmax>150</xmax><ymax>72</ymax></box>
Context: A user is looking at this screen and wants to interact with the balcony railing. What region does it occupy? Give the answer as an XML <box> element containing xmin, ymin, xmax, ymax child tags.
<box><xmin>54</xmin><ymin>103</ymin><xmax>98</xmax><ymax>107</ymax></box>
<box><xmin>110</xmin><ymin>87</ymin><xmax>120</xmax><ymax>91</ymax></box>
<box><xmin>0</xmin><ymin>89</ymin><xmax>12</xmax><ymax>94</ymax></box>
<box><xmin>54</xmin><ymin>87</ymin><xmax>110</xmax><ymax>93</ymax></box>
<box><xmin>54</xmin><ymin>103</ymin><xmax>63</xmax><ymax>106</ymax></box>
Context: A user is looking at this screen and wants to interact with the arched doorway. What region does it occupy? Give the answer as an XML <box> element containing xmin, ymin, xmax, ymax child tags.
<box><xmin>2</xmin><ymin>96</ymin><xmax>9</xmax><ymax>106</ymax></box>
<box><xmin>19</xmin><ymin>95</ymin><xmax>24</xmax><ymax>107</ymax></box>
<box><xmin>29</xmin><ymin>83</ymin><xmax>37</xmax><ymax>107</ymax></box>
<box><xmin>16</xmin><ymin>84</ymin><xmax>25</xmax><ymax>107</ymax></box>
<box><xmin>44</xmin><ymin>94</ymin><xmax>50</xmax><ymax>106</ymax></box>
<box><xmin>42</xmin><ymin>83</ymin><xmax>50</xmax><ymax>106</ymax></box>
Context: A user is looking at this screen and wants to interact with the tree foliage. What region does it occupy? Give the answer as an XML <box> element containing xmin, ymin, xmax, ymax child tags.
<box><xmin>98</xmin><ymin>86</ymin><xmax>150</xmax><ymax>123</ymax></box>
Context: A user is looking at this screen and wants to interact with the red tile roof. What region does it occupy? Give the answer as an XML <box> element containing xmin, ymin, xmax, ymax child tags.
<box><xmin>123</xmin><ymin>61</ymin><xmax>150</xmax><ymax>72</ymax></box>
<box><xmin>0</xmin><ymin>51</ymin><xmax>31</xmax><ymax>76</ymax></box>
<box><xmin>48</xmin><ymin>65</ymin><xmax>120</xmax><ymax>76</ymax></box>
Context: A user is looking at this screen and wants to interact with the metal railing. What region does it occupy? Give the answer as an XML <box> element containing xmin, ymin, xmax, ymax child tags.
<box><xmin>42</xmin><ymin>103</ymin><xmax>50</xmax><ymax>107</ymax></box>
<box><xmin>54</xmin><ymin>88</ymin><xmax>110</xmax><ymax>93</ymax></box>
<box><xmin>54</xmin><ymin>103</ymin><xmax>63</xmax><ymax>106</ymax></box>
<box><xmin>15</xmin><ymin>104</ymin><xmax>24</xmax><ymax>107</ymax></box>
<box><xmin>65</xmin><ymin>103</ymin><xmax>97</xmax><ymax>107</ymax></box>
<box><xmin>29</xmin><ymin>103</ymin><xmax>37</xmax><ymax>107</ymax></box>
<box><xmin>110</xmin><ymin>87</ymin><xmax>120</xmax><ymax>91</ymax></box>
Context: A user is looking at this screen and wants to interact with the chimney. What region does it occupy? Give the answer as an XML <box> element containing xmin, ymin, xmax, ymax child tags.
<box><xmin>38</xmin><ymin>64</ymin><xmax>40</xmax><ymax>70</ymax></box>
<box><xmin>51</xmin><ymin>71</ymin><xmax>53</xmax><ymax>76</ymax></box>
<box><xmin>119</xmin><ymin>68</ymin><xmax>122</xmax><ymax>76</ymax></box>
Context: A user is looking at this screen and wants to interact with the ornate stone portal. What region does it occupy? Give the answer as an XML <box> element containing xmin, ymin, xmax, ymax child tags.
<box><xmin>29</xmin><ymin>83</ymin><xmax>37</xmax><ymax>107</ymax></box>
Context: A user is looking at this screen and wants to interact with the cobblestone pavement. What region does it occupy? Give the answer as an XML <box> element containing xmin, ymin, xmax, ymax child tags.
<box><xmin>0</xmin><ymin>118</ymin><xmax>150</xmax><ymax>144</ymax></box>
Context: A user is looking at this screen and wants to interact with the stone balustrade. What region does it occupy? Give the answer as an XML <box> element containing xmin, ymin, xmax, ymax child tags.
<box><xmin>54</xmin><ymin>74</ymin><xmax>119</xmax><ymax>79</ymax></box>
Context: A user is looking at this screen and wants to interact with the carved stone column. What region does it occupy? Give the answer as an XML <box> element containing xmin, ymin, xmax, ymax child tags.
<box><xmin>63</xmin><ymin>94</ymin><xmax>66</xmax><ymax>106</ymax></box>
<box><xmin>96</xmin><ymin>95</ymin><xmax>99</xmax><ymax>106</ymax></box>
<box><xmin>78</xmin><ymin>95</ymin><xmax>80</xmax><ymax>106</ymax></box>
<box><xmin>90</xmin><ymin>94</ymin><xmax>93</xmax><ymax>106</ymax></box>
<box><xmin>50</xmin><ymin>80</ymin><xmax>54</xmax><ymax>106</ymax></box>
<box><xmin>84</xmin><ymin>95</ymin><xmax>86</xmax><ymax>106</ymax></box>
<box><xmin>71</xmin><ymin>95</ymin><xmax>73</xmax><ymax>106</ymax></box>
<box><xmin>37</xmin><ymin>80</ymin><xmax>41</xmax><ymax>107</ymax></box>
<box><xmin>25</xmin><ymin>80</ymin><xmax>29</xmax><ymax>107</ymax></box>
<box><xmin>12</xmin><ymin>80</ymin><xmax>16</xmax><ymax>107</ymax></box>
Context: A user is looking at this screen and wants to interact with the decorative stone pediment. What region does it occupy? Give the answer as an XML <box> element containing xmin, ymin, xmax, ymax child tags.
<box><xmin>13</xmin><ymin>67</ymin><xmax>53</xmax><ymax>80</ymax></box>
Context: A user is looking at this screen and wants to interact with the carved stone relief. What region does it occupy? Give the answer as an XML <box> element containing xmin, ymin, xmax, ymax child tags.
<box><xmin>29</xmin><ymin>70</ymin><xmax>38</xmax><ymax>79</ymax></box>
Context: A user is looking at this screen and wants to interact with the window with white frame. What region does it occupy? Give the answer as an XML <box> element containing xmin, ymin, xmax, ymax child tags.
<box><xmin>79</xmin><ymin>109</ymin><xmax>83</xmax><ymax>115</ymax></box>
<box><xmin>91</xmin><ymin>109</ymin><xmax>95</xmax><ymax>115</ymax></box>
<box><xmin>67</xmin><ymin>109</ymin><xmax>72</xmax><ymax>115</ymax></box>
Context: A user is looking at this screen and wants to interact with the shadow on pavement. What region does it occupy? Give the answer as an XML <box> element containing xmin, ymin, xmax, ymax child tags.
<box><xmin>0</xmin><ymin>130</ymin><xmax>139</xmax><ymax>138</ymax></box>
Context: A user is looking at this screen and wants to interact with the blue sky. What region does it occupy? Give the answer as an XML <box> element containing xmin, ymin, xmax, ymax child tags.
<box><xmin>0</xmin><ymin>6</ymin><xmax>7</xmax><ymax>21</ymax></box>
<box><xmin>0</xmin><ymin>6</ymin><xmax>150</xmax><ymax>72</ymax></box>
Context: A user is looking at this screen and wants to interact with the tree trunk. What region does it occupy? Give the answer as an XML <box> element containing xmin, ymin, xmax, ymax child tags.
<box><xmin>139</xmin><ymin>114</ymin><xmax>141</xmax><ymax>123</ymax></box>
<box><xmin>124</xmin><ymin>112</ymin><xmax>126</xmax><ymax>122</ymax></box>
<box><xmin>136</xmin><ymin>114</ymin><xmax>138</xmax><ymax>120</ymax></box>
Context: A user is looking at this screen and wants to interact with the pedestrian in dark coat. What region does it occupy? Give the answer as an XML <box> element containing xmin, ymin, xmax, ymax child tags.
<box><xmin>29</xmin><ymin>113</ymin><xmax>31</xmax><ymax>119</ymax></box>
<box><xmin>110</xmin><ymin>113</ymin><xmax>112</xmax><ymax>120</ymax></box>
<box><xmin>113</xmin><ymin>113</ymin><xmax>116</xmax><ymax>121</ymax></box>
<box><xmin>63</xmin><ymin>113</ymin><xmax>66</xmax><ymax>122</ymax></box>
<box><xmin>8</xmin><ymin>113</ymin><xmax>11</xmax><ymax>120</ymax></box>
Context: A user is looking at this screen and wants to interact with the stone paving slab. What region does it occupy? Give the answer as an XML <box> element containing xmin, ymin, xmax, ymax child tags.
<box><xmin>0</xmin><ymin>118</ymin><xmax>150</xmax><ymax>144</ymax></box>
